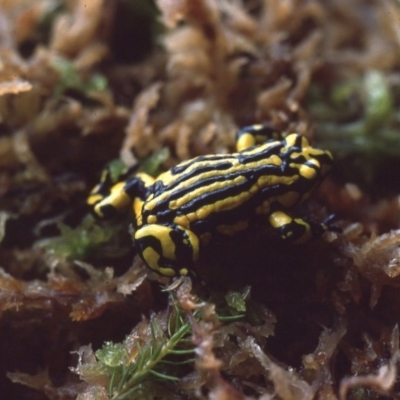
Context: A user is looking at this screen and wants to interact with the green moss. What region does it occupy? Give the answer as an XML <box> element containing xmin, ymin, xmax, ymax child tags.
<box><xmin>139</xmin><ymin>148</ymin><xmax>170</xmax><ymax>177</ymax></box>
<box><xmin>46</xmin><ymin>215</ymin><xmax>120</xmax><ymax>261</ymax></box>
<box><xmin>51</xmin><ymin>57</ymin><xmax>108</xmax><ymax>97</ymax></box>
<box><xmin>92</xmin><ymin>297</ymin><xmax>193</xmax><ymax>399</ymax></box>
<box><xmin>96</xmin><ymin>342</ymin><xmax>128</xmax><ymax>367</ymax></box>
<box><xmin>225</xmin><ymin>286</ymin><xmax>251</xmax><ymax>313</ymax></box>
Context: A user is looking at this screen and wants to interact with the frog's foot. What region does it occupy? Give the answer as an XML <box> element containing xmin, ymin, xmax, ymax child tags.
<box><xmin>269</xmin><ymin>210</ymin><xmax>331</xmax><ymax>244</ymax></box>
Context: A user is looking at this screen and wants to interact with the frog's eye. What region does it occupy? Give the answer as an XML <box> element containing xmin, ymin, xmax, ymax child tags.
<box><xmin>299</xmin><ymin>160</ymin><xmax>320</xmax><ymax>180</ymax></box>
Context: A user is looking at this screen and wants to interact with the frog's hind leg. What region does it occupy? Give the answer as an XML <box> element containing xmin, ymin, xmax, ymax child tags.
<box><xmin>268</xmin><ymin>210</ymin><xmax>329</xmax><ymax>244</ymax></box>
<box><xmin>236</xmin><ymin>123</ymin><xmax>283</xmax><ymax>151</ymax></box>
<box><xmin>134</xmin><ymin>224</ymin><xmax>200</xmax><ymax>277</ymax></box>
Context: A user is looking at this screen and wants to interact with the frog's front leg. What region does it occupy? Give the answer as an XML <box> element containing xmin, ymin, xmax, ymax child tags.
<box><xmin>88</xmin><ymin>171</ymin><xmax>154</xmax><ymax>219</ymax></box>
<box><xmin>268</xmin><ymin>210</ymin><xmax>329</xmax><ymax>244</ymax></box>
<box><xmin>134</xmin><ymin>223</ymin><xmax>200</xmax><ymax>277</ymax></box>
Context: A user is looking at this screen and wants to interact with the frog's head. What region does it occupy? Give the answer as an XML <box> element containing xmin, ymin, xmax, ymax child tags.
<box><xmin>282</xmin><ymin>134</ymin><xmax>333</xmax><ymax>203</ymax></box>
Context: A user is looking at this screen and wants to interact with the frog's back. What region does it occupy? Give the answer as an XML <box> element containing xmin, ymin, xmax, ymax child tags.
<box><xmin>140</xmin><ymin>140</ymin><xmax>292</xmax><ymax>231</ymax></box>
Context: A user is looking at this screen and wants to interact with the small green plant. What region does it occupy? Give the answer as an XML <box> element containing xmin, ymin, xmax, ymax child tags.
<box><xmin>75</xmin><ymin>286</ymin><xmax>250</xmax><ymax>399</ymax></box>
<box><xmin>36</xmin><ymin>215</ymin><xmax>126</xmax><ymax>262</ymax></box>
<box><xmin>76</xmin><ymin>293</ymin><xmax>196</xmax><ymax>399</ymax></box>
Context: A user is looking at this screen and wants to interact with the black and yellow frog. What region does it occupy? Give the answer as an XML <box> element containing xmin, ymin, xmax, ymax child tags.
<box><xmin>88</xmin><ymin>125</ymin><xmax>334</xmax><ymax>278</ymax></box>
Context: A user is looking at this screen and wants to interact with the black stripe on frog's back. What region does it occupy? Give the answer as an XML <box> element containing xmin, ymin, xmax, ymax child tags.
<box><xmin>188</xmin><ymin>178</ymin><xmax>295</xmax><ymax>234</ymax></box>
<box><xmin>143</xmin><ymin>159</ymin><xmax>296</xmax><ymax>227</ymax></box>
<box><xmin>167</xmin><ymin>163</ymin><xmax>290</xmax><ymax>213</ymax></box>
<box><xmin>149</xmin><ymin>146</ymin><xmax>287</xmax><ymax>206</ymax></box>
<box><xmin>140</xmin><ymin>137</ymin><xmax>304</xmax><ymax>225</ymax></box>
<box><xmin>164</xmin><ymin>159</ymin><xmax>236</xmax><ymax>191</ymax></box>
<box><xmin>236</xmin><ymin>139</ymin><xmax>286</xmax><ymax>164</ymax></box>
<box><xmin>147</xmin><ymin>158</ymin><xmax>238</xmax><ymax>210</ymax></box>
<box><xmin>156</xmin><ymin>140</ymin><xmax>284</xmax><ymax>195</ymax></box>
<box><xmin>156</xmin><ymin>162</ymin><xmax>274</xmax><ymax>204</ymax></box>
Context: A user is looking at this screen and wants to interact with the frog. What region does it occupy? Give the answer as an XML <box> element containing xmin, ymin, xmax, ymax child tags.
<box><xmin>88</xmin><ymin>124</ymin><xmax>334</xmax><ymax>278</ymax></box>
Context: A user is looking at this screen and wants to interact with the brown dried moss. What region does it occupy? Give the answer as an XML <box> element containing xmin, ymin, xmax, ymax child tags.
<box><xmin>2</xmin><ymin>0</ymin><xmax>400</xmax><ymax>399</ymax></box>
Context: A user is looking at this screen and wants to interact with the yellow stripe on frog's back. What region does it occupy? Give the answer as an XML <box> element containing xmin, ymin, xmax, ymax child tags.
<box><xmin>145</xmin><ymin>153</ymin><xmax>285</xmax><ymax>213</ymax></box>
<box><xmin>169</xmin><ymin>175</ymin><xmax>247</xmax><ymax>210</ymax></box>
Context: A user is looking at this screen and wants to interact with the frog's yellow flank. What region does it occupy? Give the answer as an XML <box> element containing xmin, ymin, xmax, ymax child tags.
<box><xmin>88</xmin><ymin>124</ymin><xmax>333</xmax><ymax>277</ymax></box>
